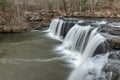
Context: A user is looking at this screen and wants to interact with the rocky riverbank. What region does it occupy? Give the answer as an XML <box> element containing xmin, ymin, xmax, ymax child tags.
<box><xmin>0</xmin><ymin>7</ymin><xmax>120</xmax><ymax>33</ymax></box>
<box><xmin>0</xmin><ymin>11</ymin><xmax>50</xmax><ymax>33</ymax></box>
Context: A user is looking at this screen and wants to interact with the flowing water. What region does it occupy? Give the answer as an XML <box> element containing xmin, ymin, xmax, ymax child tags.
<box><xmin>68</xmin><ymin>53</ymin><xmax>109</xmax><ymax>80</ymax></box>
<box><xmin>48</xmin><ymin>19</ymin><xmax>63</xmax><ymax>40</ymax></box>
<box><xmin>0</xmin><ymin>30</ymin><xmax>71</xmax><ymax>80</ymax></box>
<box><xmin>56</xmin><ymin>24</ymin><xmax>107</xmax><ymax>67</ymax></box>
<box><xmin>48</xmin><ymin>18</ymin><xmax>79</xmax><ymax>40</ymax></box>
<box><xmin>0</xmin><ymin>18</ymin><xmax>118</xmax><ymax>80</ymax></box>
<box><xmin>48</xmin><ymin>18</ymin><xmax>111</xmax><ymax>80</ymax></box>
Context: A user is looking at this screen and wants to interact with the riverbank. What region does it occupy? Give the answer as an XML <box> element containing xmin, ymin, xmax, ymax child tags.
<box><xmin>0</xmin><ymin>7</ymin><xmax>120</xmax><ymax>33</ymax></box>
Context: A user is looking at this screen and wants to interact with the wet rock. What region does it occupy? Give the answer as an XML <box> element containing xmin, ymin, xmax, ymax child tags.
<box><xmin>99</xmin><ymin>24</ymin><xmax>120</xmax><ymax>50</ymax></box>
<box><xmin>110</xmin><ymin>38</ymin><xmax>120</xmax><ymax>44</ymax></box>
<box><xmin>60</xmin><ymin>18</ymin><xmax>79</xmax><ymax>38</ymax></box>
<box><xmin>109</xmin><ymin>51</ymin><xmax>120</xmax><ymax>60</ymax></box>
<box><xmin>98</xmin><ymin>23</ymin><xmax>120</xmax><ymax>80</ymax></box>
<box><xmin>94</xmin><ymin>41</ymin><xmax>110</xmax><ymax>56</ymax></box>
<box><xmin>117</xmin><ymin>76</ymin><xmax>120</xmax><ymax>80</ymax></box>
<box><xmin>99</xmin><ymin>24</ymin><xmax>120</xmax><ymax>36</ymax></box>
<box><xmin>103</xmin><ymin>59</ymin><xmax>120</xmax><ymax>80</ymax></box>
<box><xmin>104</xmin><ymin>59</ymin><xmax>120</xmax><ymax>73</ymax></box>
<box><xmin>108</xmin><ymin>38</ymin><xmax>120</xmax><ymax>50</ymax></box>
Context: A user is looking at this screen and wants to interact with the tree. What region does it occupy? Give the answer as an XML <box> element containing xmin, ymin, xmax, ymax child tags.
<box><xmin>80</xmin><ymin>0</ymin><xmax>89</xmax><ymax>11</ymax></box>
<box><xmin>62</xmin><ymin>0</ymin><xmax>67</xmax><ymax>13</ymax></box>
<box><xmin>0</xmin><ymin>0</ymin><xmax>7</xmax><ymax>12</ymax></box>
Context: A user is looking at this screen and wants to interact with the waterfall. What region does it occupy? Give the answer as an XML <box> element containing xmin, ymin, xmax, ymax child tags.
<box><xmin>60</xmin><ymin>24</ymin><xmax>106</xmax><ymax>55</ymax></box>
<box><xmin>48</xmin><ymin>19</ymin><xmax>64</xmax><ymax>40</ymax></box>
<box><xmin>56</xmin><ymin>23</ymin><xmax>107</xmax><ymax>67</ymax></box>
<box><xmin>62</xmin><ymin>24</ymin><xmax>94</xmax><ymax>54</ymax></box>
<box><xmin>47</xmin><ymin>18</ymin><xmax>119</xmax><ymax>80</ymax></box>
<box><xmin>83</xmin><ymin>33</ymin><xmax>107</xmax><ymax>59</ymax></box>
<box><xmin>47</xmin><ymin>19</ymin><xmax>109</xmax><ymax>71</ymax></box>
<box><xmin>48</xmin><ymin>18</ymin><xmax>79</xmax><ymax>40</ymax></box>
<box><xmin>49</xmin><ymin>19</ymin><xmax>60</xmax><ymax>35</ymax></box>
<box><xmin>68</xmin><ymin>53</ymin><xmax>109</xmax><ymax>80</ymax></box>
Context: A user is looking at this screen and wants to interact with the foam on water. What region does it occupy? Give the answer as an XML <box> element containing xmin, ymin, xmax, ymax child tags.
<box><xmin>108</xmin><ymin>22</ymin><xmax>120</xmax><ymax>28</ymax></box>
<box><xmin>95</xmin><ymin>20</ymin><xmax>107</xmax><ymax>25</ymax></box>
<box><xmin>0</xmin><ymin>56</ymin><xmax>69</xmax><ymax>64</ymax></box>
<box><xmin>68</xmin><ymin>53</ymin><xmax>109</xmax><ymax>80</ymax></box>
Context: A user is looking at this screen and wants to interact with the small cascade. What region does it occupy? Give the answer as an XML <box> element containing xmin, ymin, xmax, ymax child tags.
<box><xmin>68</xmin><ymin>53</ymin><xmax>109</xmax><ymax>80</ymax></box>
<box><xmin>47</xmin><ymin>18</ymin><xmax>120</xmax><ymax>80</ymax></box>
<box><xmin>49</xmin><ymin>19</ymin><xmax>60</xmax><ymax>35</ymax></box>
<box><xmin>56</xmin><ymin>23</ymin><xmax>107</xmax><ymax>67</ymax></box>
<box><xmin>62</xmin><ymin>24</ymin><xmax>94</xmax><ymax>54</ymax></box>
<box><xmin>48</xmin><ymin>19</ymin><xmax>64</xmax><ymax>40</ymax></box>
<box><xmin>56</xmin><ymin>20</ymin><xmax>64</xmax><ymax>38</ymax></box>
<box><xmin>48</xmin><ymin>18</ymin><xmax>79</xmax><ymax>40</ymax></box>
<box><xmin>83</xmin><ymin>33</ymin><xmax>107</xmax><ymax>59</ymax></box>
<box><xmin>59</xmin><ymin>24</ymin><xmax>107</xmax><ymax>56</ymax></box>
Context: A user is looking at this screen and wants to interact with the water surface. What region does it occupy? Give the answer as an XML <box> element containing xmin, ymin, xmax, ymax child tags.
<box><xmin>0</xmin><ymin>30</ymin><xmax>71</xmax><ymax>80</ymax></box>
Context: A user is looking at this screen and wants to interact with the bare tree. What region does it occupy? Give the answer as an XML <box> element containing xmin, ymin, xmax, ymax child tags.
<box><xmin>62</xmin><ymin>0</ymin><xmax>67</xmax><ymax>13</ymax></box>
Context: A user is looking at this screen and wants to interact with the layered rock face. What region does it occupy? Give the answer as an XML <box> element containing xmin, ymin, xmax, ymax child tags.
<box><xmin>99</xmin><ymin>24</ymin><xmax>120</xmax><ymax>50</ymax></box>
<box><xmin>101</xmin><ymin>51</ymin><xmax>120</xmax><ymax>80</ymax></box>
<box><xmin>98</xmin><ymin>23</ymin><xmax>120</xmax><ymax>80</ymax></box>
<box><xmin>60</xmin><ymin>18</ymin><xmax>79</xmax><ymax>38</ymax></box>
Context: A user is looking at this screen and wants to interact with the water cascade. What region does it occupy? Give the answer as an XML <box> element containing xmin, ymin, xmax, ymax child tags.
<box><xmin>48</xmin><ymin>19</ymin><xmax>64</xmax><ymax>40</ymax></box>
<box><xmin>58</xmin><ymin>23</ymin><xmax>107</xmax><ymax>62</ymax></box>
<box><xmin>48</xmin><ymin>18</ymin><xmax>120</xmax><ymax>80</ymax></box>
<box><xmin>62</xmin><ymin>24</ymin><xmax>94</xmax><ymax>54</ymax></box>
<box><xmin>48</xmin><ymin>18</ymin><xmax>79</xmax><ymax>40</ymax></box>
<box><xmin>68</xmin><ymin>53</ymin><xmax>109</xmax><ymax>80</ymax></box>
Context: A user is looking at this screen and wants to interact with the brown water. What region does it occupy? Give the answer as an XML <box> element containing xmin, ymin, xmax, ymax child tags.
<box><xmin>0</xmin><ymin>30</ymin><xmax>71</xmax><ymax>80</ymax></box>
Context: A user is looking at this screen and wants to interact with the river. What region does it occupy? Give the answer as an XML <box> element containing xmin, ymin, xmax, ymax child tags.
<box><xmin>0</xmin><ymin>30</ymin><xmax>71</xmax><ymax>80</ymax></box>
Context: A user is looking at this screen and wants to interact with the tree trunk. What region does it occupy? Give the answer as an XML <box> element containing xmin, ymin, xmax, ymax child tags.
<box><xmin>62</xmin><ymin>0</ymin><xmax>67</xmax><ymax>13</ymax></box>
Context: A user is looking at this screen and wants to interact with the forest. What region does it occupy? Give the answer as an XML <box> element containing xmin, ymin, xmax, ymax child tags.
<box><xmin>0</xmin><ymin>0</ymin><xmax>120</xmax><ymax>32</ymax></box>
